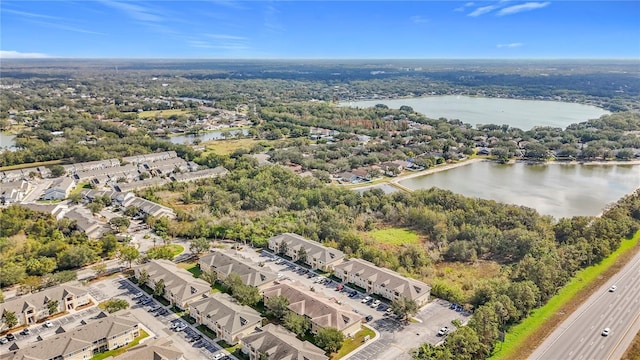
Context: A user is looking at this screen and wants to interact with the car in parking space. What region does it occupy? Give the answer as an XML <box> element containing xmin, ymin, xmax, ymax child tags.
<box><xmin>155</xmin><ymin>308</ymin><xmax>169</xmax><ymax>316</ymax></box>
<box><xmin>361</xmin><ymin>296</ymin><xmax>371</xmax><ymax>304</ymax></box>
<box><xmin>212</xmin><ymin>353</ymin><xmax>225</xmax><ymax>360</ymax></box>
<box><xmin>5</xmin><ymin>333</ymin><xmax>15</xmax><ymax>341</ymax></box>
<box><xmin>0</xmin><ymin>337</ymin><xmax>8</xmax><ymax>344</ymax></box>
<box><xmin>132</xmin><ymin>292</ymin><xmax>144</xmax><ymax>299</ymax></box>
<box><xmin>602</xmin><ymin>328</ymin><xmax>610</xmax><ymax>336</ymax></box>
<box><xmin>371</xmin><ymin>300</ymin><xmax>381</xmax><ymax>308</ymax></box>
<box><xmin>220</xmin><ymin>356</ymin><xmax>231</xmax><ymax>360</ymax></box>
<box><xmin>19</xmin><ymin>328</ymin><xmax>30</xmax><ymax>336</ymax></box>
<box><xmin>170</xmin><ymin>320</ymin><xmax>183</xmax><ymax>329</ymax></box>
<box><xmin>437</xmin><ymin>327</ymin><xmax>450</xmax><ymax>336</ymax></box>
<box><xmin>609</xmin><ymin>285</ymin><xmax>617</xmax><ymax>292</ymax></box>
<box><xmin>364</xmin><ymin>315</ymin><xmax>373</xmax><ymax>322</ymax></box>
<box><xmin>148</xmin><ymin>305</ymin><xmax>162</xmax><ymax>312</ymax></box>
<box><xmin>449</xmin><ymin>303</ymin><xmax>457</xmax><ymax>310</ymax></box>
<box><xmin>175</xmin><ymin>323</ymin><xmax>188</xmax><ymax>332</ymax></box>
<box><xmin>44</xmin><ymin>321</ymin><xmax>54</xmax><ymax>328</ymax></box>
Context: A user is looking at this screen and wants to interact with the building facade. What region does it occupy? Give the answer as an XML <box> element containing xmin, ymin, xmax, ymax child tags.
<box><xmin>267</xmin><ymin>233</ymin><xmax>344</xmax><ymax>271</ymax></box>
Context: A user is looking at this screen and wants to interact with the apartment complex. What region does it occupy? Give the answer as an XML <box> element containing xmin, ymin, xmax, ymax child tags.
<box><xmin>199</xmin><ymin>250</ymin><xmax>278</xmax><ymax>290</ymax></box>
<box><xmin>267</xmin><ymin>233</ymin><xmax>344</xmax><ymax>271</ymax></box>
<box><xmin>0</xmin><ymin>313</ymin><xmax>139</xmax><ymax>360</ymax></box>
<box><xmin>241</xmin><ymin>324</ymin><xmax>328</xmax><ymax>360</ymax></box>
<box><xmin>333</xmin><ymin>258</ymin><xmax>431</xmax><ymax>306</ymax></box>
<box><xmin>189</xmin><ymin>293</ymin><xmax>262</xmax><ymax>345</ymax></box>
<box><xmin>262</xmin><ymin>283</ymin><xmax>362</xmax><ymax>337</ymax></box>
<box><xmin>0</xmin><ymin>283</ymin><xmax>90</xmax><ymax>332</ymax></box>
<box><xmin>134</xmin><ymin>260</ymin><xmax>210</xmax><ymax>309</ymax></box>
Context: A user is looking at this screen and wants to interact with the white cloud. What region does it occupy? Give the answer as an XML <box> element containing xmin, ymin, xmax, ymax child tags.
<box><xmin>454</xmin><ymin>2</ymin><xmax>475</xmax><ymax>12</ymax></box>
<box><xmin>99</xmin><ymin>0</ymin><xmax>163</xmax><ymax>22</ymax></box>
<box><xmin>497</xmin><ymin>42</ymin><xmax>523</xmax><ymax>48</ymax></box>
<box><xmin>410</xmin><ymin>15</ymin><xmax>428</xmax><ymax>24</ymax></box>
<box><xmin>0</xmin><ymin>50</ymin><xmax>51</xmax><ymax>59</ymax></box>
<box><xmin>2</xmin><ymin>9</ymin><xmax>62</xmax><ymax>20</ymax></box>
<box><xmin>497</xmin><ymin>2</ymin><xmax>550</xmax><ymax>16</ymax></box>
<box><xmin>468</xmin><ymin>4</ymin><xmax>500</xmax><ymax>17</ymax></box>
<box><xmin>206</xmin><ymin>34</ymin><xmax>248</xmax><ymax>40</ymax></box>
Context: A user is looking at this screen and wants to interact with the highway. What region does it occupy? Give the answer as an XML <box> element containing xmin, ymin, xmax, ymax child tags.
<box><xmin>530</xmin><ymin>248</ymin><xmax>640</xmax><ymax>360</ymax></box>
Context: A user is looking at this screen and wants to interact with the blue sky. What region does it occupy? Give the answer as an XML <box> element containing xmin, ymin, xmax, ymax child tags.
<box><xmin>1</xmin><ymin>1</ymin><xmax>639</xmax><ymax>59</ymax></box>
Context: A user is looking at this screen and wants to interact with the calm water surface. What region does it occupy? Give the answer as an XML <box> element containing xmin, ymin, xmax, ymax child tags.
<box><xmin>399</xmin><ymin>162</ymin><xmax>640</xmax><ymax>219</ymax></box>
<box><xmin>346</xmin><ymin>96</ymin><xmax>609</xmax><ymax>130</ymax></box>
<box><xmin>0</xmin><ymin>133</ymin><xmax>16</xmax><ymax>151</ymax></box>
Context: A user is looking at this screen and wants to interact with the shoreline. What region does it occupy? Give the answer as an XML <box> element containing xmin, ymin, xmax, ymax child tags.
<box><xmin>348</xmin><ymin>157</ymin><xmax>640</xmax><ymax>192</ymax></box>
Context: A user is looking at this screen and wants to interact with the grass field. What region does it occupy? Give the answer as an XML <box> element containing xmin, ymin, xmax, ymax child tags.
<box><xmin>332</xmin><ymin>326</ymin><xmax>376</xmax><ymax>359</ymax></box>
<box><xmin>177</xmin><ymin>261</ymin><xmax>202</xmax><ymax>278</ymax></box>
<box><xmin>367</xmin><ymin>228</ymin><xmax>420</xmax><ymax>246</ymax></box>
<box><xmin>167</xmin><ymin>244</ymin><xmax>184</xmax><ymax>257</ymax></box>
<box><xmin>202</xmin><ymin>138</ymin><xmax>264</xmax><ymax>155</ymax></box>
<box><xmin>491</xmin><ymin>230</ymin><xmax>640</xmax><ymax>360</ymax></box>
<box><xmin>137</xmin><ymin>109</ymin><xmax>190</xmax><ymax>118</ymax></box>
<box><xmin>622</xmin><ymin>332</ymin><xmax>640</xmax><ymax>360</ymax></box>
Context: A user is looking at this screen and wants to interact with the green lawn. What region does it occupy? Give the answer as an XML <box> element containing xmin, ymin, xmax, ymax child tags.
<box><xmin>166</xmin><ymin>244</ymin><xmax>184</xmax><ymax>257</ymax></box>
<box><xmin>332</xmin><ymin>326</ymin><xmax>376</xmax><ymax>359</ymax></box>
<box><xmin>367</xmin><ymin>228</ymin><xmax>420</xmax><ymax>246</ymax></box>
<box><xmin>201</xmin><ymin>138</ymin><xmax>265</xmax><ymax>155</ymax></box>
<box><xmin>491</xmin><ymin>230</ymin><xmax>640</xmax><ymax>360</ymax></box>
<box><xmin>217</xmin><ymin>339</ymin><xmax>242</xmax><ymax>353</ymax></box>
<box><xmin>177</xmin><ymin>262</ymin><xmax>202</xmax><ymax>278</ymax></box>
<box><xmin>197</xmin><ymin>324</ymin><xmax>216</xmax><ymax>339</ymax></box>
<box><xmin>137</xmin><ymin>109</ymin><xmax>190</xmax><ymax>118</ymax></box>
<box><xmin>91</xmin><ymin>329</ymin><xmax>149</xmax><ymax>360</ymax></box>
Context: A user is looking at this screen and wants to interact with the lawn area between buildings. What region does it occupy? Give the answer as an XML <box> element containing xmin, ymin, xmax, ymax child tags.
<box><xmin>90</xmin><ymin>329</ymin><xmax>149</xmax><ymax>360</ymax></box>
<box><xmin>332</xmin><ymin>326</ymin><xmax>376</xmax><ymax>360</ymax></box>
<box><xmin>177</xmin><ymin>261</ymin><xmax>202</xmax><ymax>277</ymax></box>
<box><xmin>367</xmin><ymin>228</ymin><xmax>420</xmax><ymax>246</ymax></box>
<box><xmin>491</xmin><ymin>230</ymin><xmax>640</xmax><ymax>360</ymax></box>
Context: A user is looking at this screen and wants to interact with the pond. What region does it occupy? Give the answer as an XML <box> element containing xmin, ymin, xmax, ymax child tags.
<box><xmin>398</xmin><ymin>161</ymin><xmax>640</xmax><ymax>219</ymax></box>
<box><xmin>158</xmin><ymin>129</ymin><xmax>249</xmax><ymax>145</ymax></box>
<box><xmin>345</xmin><ymin>96</ymin><xmax>610</xmax><ymax>130</ymax></box>
<box><xmin>0</xmin><ymin>133</ymin><xmax>16</xmax><ymax>151</ymax></box>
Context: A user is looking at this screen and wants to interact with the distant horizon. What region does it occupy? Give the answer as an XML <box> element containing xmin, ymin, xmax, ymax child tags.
<box><xmin>1</xmin><ymin>57</ymin><xmax>638</xmax><ymax>61</ymax></box>
<box><xmin>1</xmin><ymin>1</ymin><xmax>638</xmax><ymax>59</ymax></box>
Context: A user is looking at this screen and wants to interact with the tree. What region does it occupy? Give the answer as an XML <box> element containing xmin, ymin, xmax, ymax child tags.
<box><xmin>49</xmin><ymin>165</ymin><xmax>66</xmax><ymax>177</ymax></box>
<box><xmin>21</xmin><ymin>275</ymin><xmax>42</xmax><ymax>293</ymax></box>
<box><xmin>278</xmin><ymin>240</ymin><xmax>288</xmax><ymax>256</ymax></box>
<box><xmin>25</xmin><ymin>257</ymin><xmax>57</xmax><ymax>276</ymax></box>
<box><xmin>146</xmin><ymin>245</ymin><xmax>175</xmax><ymax>260</ymax></box>
<box><xmin>442</xmin><ymin>326</ymin><xmax>485</xmax><ymax>360</ymax></box>
<box><xmin>92</xmin><ymin>262</ymin><xmax>107</xmax><ymax>277</ymax></box>
<box><xmin>298</xmin><ymin>247</ymin><xmax>308</xmax><ymax>264</ymax></box>
<box><xmin>138</xmin><ymin>268</ymin><xmax>149</xmax><ymax>286</ymax></box>
<box><xmin>391</xmin><ymin>296</ymin><xmax>418</xmax><ymax>321</ymax></box>
<box><xmin>0</xmin><ymin>289</ymin><xmax>4</xmax><ymax>303</ymax></box>
<box><xmin>315</xmin><ymin>327</ymin><xmax>345</xmax><ymax>353</ymax></box>
<box><xmin>189</xmin><ymin>237</ymin><xmax>211</xmax><ymax>257</ymax></box>
<box><xmin>265</xmin><ymin>295</ymin><xmax>290</xmax><ymax>320</ymax></box>
<box><xmin>118</xmin><ymin>246</ymin><xmax>140</xmax><ymax>268</ymax></box>
<box><xmin>0</xmin><ymin>262</ymin><xmax>26</xmax><ymax>287</ymax></box>
<box><xmin>3</xmin><ymin>310</ymin><xmax>18</xmax><ymax>329</ymax></box>
<box><xmin>99</xmin><ymin>298</ymin><xmax>129</xmax><ymax>313</ymax></box>
<box><xmin>233</xmin><ymin>284</ymin><xmax>261</xmax><ymax>306</ymax></box>
<box><xmin>109</xmin><ymin>217</ymin><xmax>130</xmax><ymax>232</ymax></box>
<box><xmin>47</xmin><ymin>300</ymin><xmax>60</xmax><ymax>316</ymax></box>
<box><xmin>154</xmin><ymin>278</ymin><xmax>165</xmax><ymax>297</ymax></box>
<box><xmin>223</xmin><ymin>273</ymin><xmax>244</xmax><ymax>292</ymax></box>
<box><xmin>201</xmin><ymin>269</ymin><xmax>218</xmax><ymax>286</ymax></box>
<box><xmin>283</xmin><ymin>312</ymin><xmax>310</xmax><ymax>337</ymax></box>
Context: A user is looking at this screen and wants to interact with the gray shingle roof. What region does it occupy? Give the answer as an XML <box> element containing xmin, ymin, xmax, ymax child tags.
<box><xmin>189</xmin><ymin>293</ymin><xmax>262</xmax><ymax>335</ymax></box>
<box><xmin>242</xmin><ymin>324</ymin><xmax>328</xmax><ymax>360</ymax></box>
<box><xmin>199</xmin><ymin>250</ymin><xmax>277</xmax><ymax>288</ymax></box>
<box><xmin>269</xmin><ymin>233</ymin><xmax>344</xmax><ymax>265</ymax></box>
<box><xmin>0</xmin><ymin>283</ymin><xmax>87</xmax><ymax>320</ymax></box>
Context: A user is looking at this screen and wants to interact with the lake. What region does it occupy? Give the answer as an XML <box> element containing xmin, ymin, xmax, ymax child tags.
<box><xmin>159</xmin><ymin>129</ymin><xmax>249</xmax><ymax>145</ymax></box>
<box><xmin>345</xmin><ymin>96</ymin><xmax>610</xmax><ymax>130</ymax></box>
<box><xmin>0</xmin><ymin>133</ymin><xmax>16</xmax><ymax>151</ymax></box>
<box><xmin>398</xmin><ymin>161</ymin><xmax>640</xmax><ymax>219</ymax></box>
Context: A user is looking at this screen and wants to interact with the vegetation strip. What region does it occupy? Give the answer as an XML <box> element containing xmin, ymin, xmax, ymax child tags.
<box><xmin>491</xmin><ymin>230</ymin><xmax>640</xmax><ymax>360</ymax></box>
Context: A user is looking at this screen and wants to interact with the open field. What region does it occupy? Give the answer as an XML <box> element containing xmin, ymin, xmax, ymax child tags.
<box><xmin>367</xmin><ymin>228</ymin><xmax>420</xmax><ymax>246</ymax></box>
<box><xmin>622</xmin><ymin>332</ymin><xmax>640</xmax><ymax>360</ymax></box>
<box><xmin>491</xmin><ymin>230</ymin><xmax>640</xmax><ymax>360</ymax></box>
<box><xmin>332</xmin><ymin>325</ymin><xmax>376</xmax><ymax>359</ymax></box>
<box><xmin>137</xmin><ymin>109</ymin><xmax>190</xmax><ymax>118</ymax></box>
<box><xmin>202</xmin><ymin>138</ymin><xmax>265</xmax><ymax>155</ymax></box>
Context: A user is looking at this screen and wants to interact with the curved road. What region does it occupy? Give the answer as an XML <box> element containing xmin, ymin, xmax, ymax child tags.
<box><xmin>531</xmin><ymin>248</ymin><xmax>640</xmax><ymax>360</ymax></box>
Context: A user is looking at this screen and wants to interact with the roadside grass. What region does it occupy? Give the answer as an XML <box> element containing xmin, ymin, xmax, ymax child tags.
<box><xmin>367</xmin><ymin>228</ymin><xmax>420</xmax><ymax>246</ymax></box>
<box><xmin>622</xmin><ymin>331</ymin><xmax>640</xmax><ymax>360</ymax></box>
<box><xmin>332</xmin><ymin>325</ymin><xmax>376</xmax><ymax>359</ymax></box>
<box><xmin>196</xmin><ymin>324</ymin><xmax>216</xmax><ymax>339</ymax></box>
<box><xmin>491</xmin><ymin>230</ymin><xmax>640</xmax><ymax>360</ymax></box>
<box><xmin>0</xmin><ymin>159</ymin><xmax>63</xmax><ymax>172</ymax></box>
<box><xmin>137</xmin><ymin>109</ymin><xmax>190</xmax><ymax>118</ymax></box>
<box><xmin>201</xmin><ymin>138</ymin><xmax>264</xmax><ymax>155</ymax></box>
<box><xmin>165</xmin><ymin>244</ymin><xmax>184</xmax><ymax>257</ymax></box>
<box><xmin>91</xmin><ymin>329</ymin><xmax>149</xmax><ymax>360</ymax></box>
<box><xmin>217</xmin><ymin>339</ymin><xmax>241</xmax><ymax>353</ymax></box>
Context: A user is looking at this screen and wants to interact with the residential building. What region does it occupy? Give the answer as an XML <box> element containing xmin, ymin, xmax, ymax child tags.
<box><xmin>189</xmin><ymin>293</ymin><xmax>262</xmax><ymax>345</ymax></box>
<box><xmin>42</xmin><ymin>177</ymin><xmax>75</xmax><ymax>200</ymax></box>
<box><xmin>262</xmin><ymin>283</ymin><xmax>362</xmax><ymax>337</ymax></box>
<box><xmin>134</xmin><ymin>260</ymin><xmax>210</xmax><ymax>309</ymax></box>
<box><xmin>199</xmin><ymin>250</ymin><xmax>277</xmax><ymax>290</ymax></box>
<box><xmin>241</xmin><ymin>324</ymin><xmax>328</xmax><ymax>360</ymax></box>
<box><xmin>64</xmin><ymin>206</ymin><xmax>111</xmax><ymax>239</ymax></box>
<box><xmin>0</xmin><ymin>181</ymin><xmax>30</xmax><ymax>205</ymax></box>
<box><xmin>333</xmin><ymin>258</ymin><xmax>430</xmax><ymax>306</ymax></box>
<box><xmin>108</xmin><ymin>338</ymin><xmax>183</xmax><ymax>360</ymax></box>
<box><xmin>114</xmin><ymin>177</ymin><xmax>170</xmax><ymax>192</ymax></box>
<box><xmin>0</xmin><ymin>283</ymin><xmax>90</xmax><ymax>332</ymax></box>
<box><xmin>268</xmin><ymin>233</ymin><xmax>344</xmax><ymax>272</ymax></box>
<box><xmin>0</xmin><ymin>313</ymin><xmax>139</xmax><ymax>360</ymax></box>
<box><xmin>170</xmin><ymin>166</ymin><xmax>229</xmax><ymax>183</ymax></box>
<box><xmin>82</xmin><ymin>190</ymin><xmax>175</xmax><ymax>219</ymax></box>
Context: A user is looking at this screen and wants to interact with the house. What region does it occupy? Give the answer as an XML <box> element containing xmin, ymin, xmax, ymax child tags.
<box><xmin>241</xmin><ymin>324</ymin><xmax>328</xmax><ymax>360</ymax></box>
<box><xmin>0</xmin><ymin>283</ymin><xmax>90</xmax><ymax>332</ymax></box>
<box><xmin>336</xmin><ymin>171</ymin><xmax>360</xmax><ymax>183</ymax></box>
<box><xmin>333</xmin><ymin>258</ymin><xmax>430</xmax><ymax>307</ymax></box>
<box><xmin>134</xmin><ymin>260</ymin><xmax>210</xmax><ymax>309</ymax></box>
<box><xmin>170</xmin><ymin>166</ymin><xmax>229</xmax><ymax>183</ymax></box>
<box><xmin>199</xmin><ymin>250</ymin><xmax>278</xmax><ymax>290</ymax></box>
<box><xmin>106</xmin><ymin>338</ymin><xmax>183</xmax><ymax>360</ymax></box>
<box><xmin>114</xmin><ymin>177</ymin><xmax>170</xmax><ymax>192</ymax></box>
<box><xmin>262</xmin><ymin>282</ymin><xmax>362</xmax><ymax>337</ymax></box>
<box><xmin>64</xmin><ymin>206</ymin><xmax>111</xmax><ymax>239</ymax></box>
<box><xmin>0</xmin><ymin>181</ymin><xmax>29</xmax><ymax>205</ymax></box>
<box><xmin>81</xmin><ymin>190</ymin><xmax>175</xmax><ymax>219</ymax></box>
<box><xmin>0</xmin><ymin>312</ymin><xmax>139</xmax><ymax>360</ymax></box>
<box><xmin>189</xmin><ymin>293</ymin><xmax>262</xmax><ymax>345</ymax></box>
<box><xmin>42</xmin><ymin>177</ymin><xmax>75</xmax><ymax>200</ymax></box>
<box><xmin>268</xmin><ymin>233</ymin><xmax>344</xmax><ymax>272</ymax></box>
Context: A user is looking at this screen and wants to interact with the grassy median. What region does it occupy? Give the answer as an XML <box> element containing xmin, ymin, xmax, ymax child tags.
<box><xmin>491</xmin><ymin>230</ymin><xmax>640</xmax><ymax>360</ymax></box>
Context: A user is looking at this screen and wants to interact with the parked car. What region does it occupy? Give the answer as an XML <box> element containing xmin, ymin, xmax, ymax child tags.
<box><xmin>371</xmin><ymin>300</ymin><xmax>381</xmax><ymax>308</ymax></box>
<box><xmin>175</xmin><ymin>324</ymin><xmax>188</xmax><ymax>332</ymax></box>
<box><xmin>437</xmin><ymin>327</ymin><xmax>450</xmax><ymax>336</ymax></box>
<box><xmin>44</xmin><ymin>321</ymin><xmax>54</xmax><ymax>328</ymax></box>
<box><xmin>148</xmin><ymin>305</ymin><xmax>162</xmax><ymax>312</ymax></box>
<box><xmin>212</xmin><ymin>353</ymin><xmax>225</xmax><ymax>360</ymax></box>
<box><xmin>19</xmin><ymin>328</ymin><xmax>30</xmax><ymax>336</ymax></box>
<box><xmin>132</xmin><ymin>292</ymin><xmax>144</xmax><ymax>299</ymax></box>
<box><xmin>365</xmin><ymin>315</ymin><xmax>373</xmax><ymax>322</ymax></box>
<box><xmin>361</xmin><ymin>296</ymin><xmax>371</xmax><ymax>304</ymax></box>
<box><xmin>0</xmin><ymin>337</ymin><xmax>8</xmax><ymax>344</ymax></box>
<box><xmin>5</xmin><ymin>334</ymin><xmax>15</xmax><ymax>341</ymax></box>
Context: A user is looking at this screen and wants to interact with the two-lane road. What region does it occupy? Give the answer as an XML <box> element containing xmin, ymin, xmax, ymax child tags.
<box><xmin>531</xmin><ymin>248</ymin><xmax>640</xmax><ymax>360</ymax></box>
